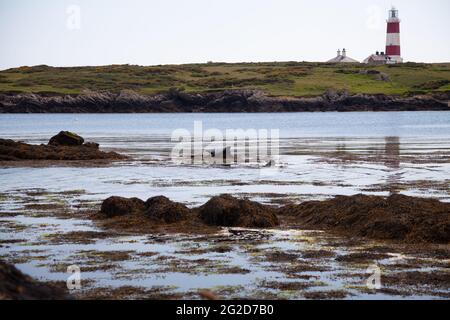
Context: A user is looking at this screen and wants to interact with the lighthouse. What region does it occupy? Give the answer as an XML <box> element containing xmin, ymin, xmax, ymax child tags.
<box><xmin>385</xmin><ymin>6</ymin><xmax>403</xmax><ymax>63</ymax></box>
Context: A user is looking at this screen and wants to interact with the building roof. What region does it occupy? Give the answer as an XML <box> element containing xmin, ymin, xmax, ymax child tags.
<box><xmin>327</xmin><ymin>49</ymin><xmax>359</xmax><ymax>63</ymax></box>
<box><xmin>327</xmin><ymin>55</ymin><xmax>360</xmax><ymax>63</ymax></box>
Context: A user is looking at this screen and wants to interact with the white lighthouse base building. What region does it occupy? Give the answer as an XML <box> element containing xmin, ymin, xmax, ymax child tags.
<box><xmin>363</xmin><ymin>52</ymin><xmax>397</xmax><ymax>65</ymax></box>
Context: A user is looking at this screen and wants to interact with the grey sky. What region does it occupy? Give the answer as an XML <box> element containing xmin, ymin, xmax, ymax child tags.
<box><xmin>0</xmin><ymin>0</ymin><xmax>449</xmax><ymax>70</ymax></box>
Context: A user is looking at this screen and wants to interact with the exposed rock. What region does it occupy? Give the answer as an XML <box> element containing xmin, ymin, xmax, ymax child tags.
<box><xmin>0</xmin><ymin>135</ymin><xmax>125</xmax><ymax>161</ymax></box>
<box><xmin>0</xmin><ymin>90</ymin><xmax>448</xmax><ymax>113</ymax></box>
<box><xmin>414</xmin><ymin>80</ymin><xmax>450</xmax><ymax>90</ymax></box>
<box><xmin>100</xmin><ymin>196</ymin><xmax>146</xmax><ymax>217</ymax></box>
<box><xmin>98</xmin><ymin>194</ymin><xmax>280</xmax><ymax>228</ymax></box>
<box><xmin>84</xmin><ymin>142</ymin><xmax>99</xmax><ymax>149</ymax></box>
<box><xmin>199</xmin><ymin>194</ymin><xmax>279</xmax><ymax>228</ymax></box>
<box><xmin>323</xmin><ymin>89</ymin><xmax>349</xmax><ymax>103</ymax></box>
<box><xmin>98</xmin><ymin>194</ymin><xmax>278</xmax><ymax>228</ymax></box>
<box><xmin>48</xmin><ymin>131</ymin><xmax>84</xmax><ymax>146</ymax></box>
<box><xmin>375</xmin><ymin>72</ymin><xmax>390</xmax><ymax>82</ymax></box>
<box><xmin>99</xmin><ymin>195</ymin><xmax>190</xmax><ymax>223</ymax></box>
<box><xmin>145</xmin><ymin>196</ymin><xmax>190</xmax><ymax>223</ymax></box>
<box><xmin>283</xmin><ymin>194</ymin><xmax>450</xmax><ymax>244</ymax></box>
<box><xmin>357</xmin><ymin>69</ymin><xmax>390</xmax><ymax>81</ymax></box>
<box><xmin>359</xmin><ymin>69</ymin><xmax>381</xmax><ymax>75</ymax></box>
<box><xmin>0</xmin><ymin>260</ymin><xmax>71</xmax><ymax>300</ymax></box>
<box><xmin>96</xmin><ymin>194</ymin><xmax>450</xmax><ymax>242</ymax></box>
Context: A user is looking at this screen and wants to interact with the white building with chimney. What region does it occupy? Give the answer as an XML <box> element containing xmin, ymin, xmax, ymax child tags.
<box><xmin>327</xmin><ymin>49</ymin><xmax>359</xmax><ymax>63</ymax></box>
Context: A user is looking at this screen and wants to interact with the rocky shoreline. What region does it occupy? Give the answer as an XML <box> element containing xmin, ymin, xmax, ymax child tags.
<box><xmin>1</xmin><ymin>90</ymin><xmax>449</xmax><ymax>113</ymax></box>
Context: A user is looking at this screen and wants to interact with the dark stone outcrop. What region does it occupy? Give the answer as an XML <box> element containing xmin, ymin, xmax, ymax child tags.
<box><xmin>0</xmin><ymin>90</ymin><xmax>448</xmax><ymax>113</ymax></box>
<box><xmin>84</xmin><ymin>142</ymin><xmax>100</xmax><ymax>149</ymax></box>
<box><xmin>0</xmin><ymin>133</ymin><xmax>126</xmax><ymax>161</ymax></box>
<box><xmin>145</xmin><ymin>196</ymin><xmax>190</xmax><ymax>223</ymax></box>
<box><xmin>48</xmin><ymin>131</ymin><xmax>84</xmax><ymax>146</ymax></box>
<box><xmin>283</xmin><ymin>194</ymin><xmax>450</xmax><ymax>244</ymax></box>
<box><xmin>98</xmin><ymin>193</ymin><xmax>450</xmax><ymax>241</ymax></box>
<box><xmin>0</xmin><ymin>260</ymin><xmax>71</xmax><ymax>300</ymax></box>
<box><xmin>99</xmin><ymin>194</ymin><xmax>279</xmax><ymax>228</ymax></box>
<box><xmin>99</xmin><ymin>196</ymin><xmax>190</xmax><ymax>223</ymax></box>
<box><xmin>100</xmin><ymin>197</ymin><xmax>146</xmax><ymax>217</ymax></box>
<box><xmin>199</xmin><ymin>194</ymin><xmax>279</xmax><ymax>228</ymax></box>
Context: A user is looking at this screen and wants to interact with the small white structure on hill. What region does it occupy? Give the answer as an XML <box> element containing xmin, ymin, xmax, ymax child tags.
<box><xmin>327</xmin><ymin>49</ymin><xmax>359</xmax><ymax>63</ymax></box>
<box><xmin>363</xmin><ymin>51</ymin><xmax>395</xmax><ymax>65</ymax></box>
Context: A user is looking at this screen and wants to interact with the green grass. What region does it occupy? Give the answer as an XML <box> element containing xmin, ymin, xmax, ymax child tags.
<box><xmin>1</xmin><ymin>62</ymin><xmax>449</xmax><ymax>97</ymax></box>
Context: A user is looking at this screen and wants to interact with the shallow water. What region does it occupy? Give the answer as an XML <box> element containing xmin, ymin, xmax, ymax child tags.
<box><xmin>1</xmin><ymin>112</ymin><xmax>449</xmax><ymax>204</ymax></box>
<box><xmin>1</xmin><ymin>112</ymin><xmax>449</xmax><ymax>299</ymax></box>
<box><xmin>1</xmin><ymin>212</ymin><xmax>447</xmax><ymax>300</ymax></box>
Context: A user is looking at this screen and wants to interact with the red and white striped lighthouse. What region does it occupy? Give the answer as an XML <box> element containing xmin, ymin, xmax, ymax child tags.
<box><xmin>385</xmin><ymin>6</ymin><xmax>403</xmax><ymax>63</ymax></box>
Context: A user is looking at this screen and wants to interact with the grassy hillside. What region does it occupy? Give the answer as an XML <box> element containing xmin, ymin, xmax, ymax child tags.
<box><xmin>0</xmin><ymin>62</ymin><xmax>449</xmax><ymax>97</ymax></box>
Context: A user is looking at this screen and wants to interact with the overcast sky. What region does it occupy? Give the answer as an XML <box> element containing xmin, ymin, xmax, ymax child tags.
<box><xmin>1</xmin><ymin>0</ymin><xmax>449</xmax><ymax>70</ymax></box>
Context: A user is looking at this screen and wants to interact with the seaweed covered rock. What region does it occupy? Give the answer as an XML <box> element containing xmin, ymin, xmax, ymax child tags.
<box><xmin>84</xmin><ymin>142</ymin><xmax>100</xmax><ymax>149</ymax></box>
<box><xmin>48</xmin><ymin>131</ymin><xmax>84</xmax><ymax>146</ymax></box>
<box><xmin>0</xmin><ymin>260</ymin><xmax>71</xmax><ymax>300</ymax></box>
<box><xmin>0</xmin><ymin>136</ymin><xmax>125</xmax><ymax>161</ymax></box>
<box><xmin>199</xmin><ymin>195</ymin><xmax>279</xmax><ymax>228</ymax></box>
<box><xmin>145</xmin><ymin>196</ymin><xmax>190</xmax><ymax>223</ymax></box>
<box><xmin>100</xmin><ymin>196</ymin><xmax>146</xmax><ymax>217</ymax></box>
<box><xmin>99</xmin><ymin>196</ymin><xmax>190</xmax><ymax>223</ymax></box>
<box><xmin>285</xmin><ymin>194</ymin><xmax>450</xmax><ymax>244</ymax></box>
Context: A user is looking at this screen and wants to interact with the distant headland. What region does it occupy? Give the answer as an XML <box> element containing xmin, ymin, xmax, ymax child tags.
<box><xmin>0</xmin><ymin>62</ymin><xmax>449</xmax><ymax>113</ymax></box>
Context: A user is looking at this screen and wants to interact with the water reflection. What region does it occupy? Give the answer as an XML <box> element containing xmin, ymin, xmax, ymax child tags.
<box><xmin>384</xmin><ymin>137</ymin><xmax>402</xmax><ymax>195</ymax></box>
<box><xmin>331</xmin><ymin>136</ymin><xmax>402</xmax><ymax>195</ymax></box>
<box><xmin>384</xmin><ymin>137</ymin><xmax>400</xmax><ymax>169</ymax></box>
